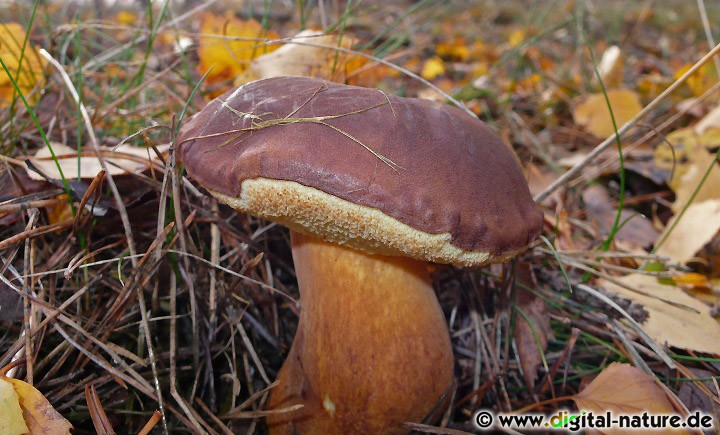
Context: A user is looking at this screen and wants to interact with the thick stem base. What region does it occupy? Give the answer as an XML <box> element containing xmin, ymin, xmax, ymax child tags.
<box><xmin>267</xmin><ymin>231</ymin><xmax>454</xmax><ymax>434</ymax></box>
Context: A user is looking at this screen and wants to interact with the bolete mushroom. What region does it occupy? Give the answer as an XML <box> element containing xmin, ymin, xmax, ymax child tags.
<box><xmin>176</xmin><ymin>76</ymin><xmax>543</xmax><ymax>433</ymax></box>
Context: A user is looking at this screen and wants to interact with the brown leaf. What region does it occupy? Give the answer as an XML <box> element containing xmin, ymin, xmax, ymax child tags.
<box><xmin>582</xmin><ymin>185</ymin><xmax>658</xmax><ymax>250</ymax></box>
<box><xmin>0</xmin><ymin>281</ymin><xmax>22</xmax><ymax>323</ymax></box>
<box><xmin>677</xmin><ymin>368</ymin><xmax>720</xmax><ymax>417</ymax></box>
<box><xmin>513</xmin><ymin>263</ymin><xmax>554</xmax><ymax>389</ymax></box>
<box><xmin>572</xmin><ymin>362</ymin><xmax>676</xmax><ymax>416</ymax></box>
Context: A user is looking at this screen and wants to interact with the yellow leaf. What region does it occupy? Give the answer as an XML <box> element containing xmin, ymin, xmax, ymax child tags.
<box><xmin>674</xmin><ymin>62</ymin><xmax>718</xmax><ymax>98</ymax></box>
<box><xmin>636</xmin><ymin>73</ymin><xmax>671</xmax><ymax>100</ymax></box>
<box><xmin>420</xmin><ymin>56</ymin><xmax>445</xmax><ymax>80</ymax></box>
<box><xmin>599</xmin><ymin>273</ymin><xmax>720</xmax><ymax>354</ymax></box>
<box><xmin>5</xmin><ymin>377</ymin><xmax>72</xmax><ymax>434</ymax></box>
<box><xmin>46</xmin><ymin>194</ymin><xmax>74</xmax><ymax>225</ymax></box>
<box><xmin>517</xmin><ymin>73</ymin><xmax>541</xmax><ymax>91</ymax></box>
<box><xmin>0</xmin><ymin>378</ymin><xmax>28</xmax><ymax>435</ymax></box>
<box><xmin>674</xmin><ymin>272</ymin><xmax>709</xmax><ymax>286</ymax></box>
<box><xmin>436</xmin><ymin>40</ymin><xmax>469</xmax><ymax>62</ymax></box>
<box><xmin>197</xmin><ymin>12</ymin><xmax>278</xmax><ymax>87</ymax></box>
<box><xmin>573</xmin><ymin>363</ymin><xmax>676</xmax><ymax>416</ymax></box>
<box><xmin>669</xmin><ymin>149</ymin><xmax>720</xmax><ymax>214</ymax></box>
<box><xmin>0</xmin><ymin>22</ymin><xmax>47</xmax><ymax>107</ymax></box>
<box><xmin>654</xmin><ymin>127</ymin><xmax>720</xmax><ymax>199</ymax></box>
<box><xmin>115</xmin><ymin>10</ymin><xmax>137</xmax><ymax>25</ymax></box>
<box><xmin>508</xmin><ymin>29</ymin><xmax>525</xmax><ymax>47</ymax></box>
<box><xmin>572</xmin><ymin>89</ymin><xmax>642</xmax><ymax>138</ymax></box>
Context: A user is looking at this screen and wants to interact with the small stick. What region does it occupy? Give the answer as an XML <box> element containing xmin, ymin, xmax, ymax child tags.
<box><xmin>0</xmin><ymin>219</ymin><xmax>73</xmax><ymax>251</ymax></box>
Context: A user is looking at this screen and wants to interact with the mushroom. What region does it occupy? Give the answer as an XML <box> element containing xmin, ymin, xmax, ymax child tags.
<box><xmin>176</xmin><ymin>77</ymin><xmax>543</xmax><ymax>433</ymax></box>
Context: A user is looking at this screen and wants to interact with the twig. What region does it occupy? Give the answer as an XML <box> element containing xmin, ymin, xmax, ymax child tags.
<box><xmin>0</xmin><ymin>219</ymin><xmax>73</xmax><ymax>251</ymax></box>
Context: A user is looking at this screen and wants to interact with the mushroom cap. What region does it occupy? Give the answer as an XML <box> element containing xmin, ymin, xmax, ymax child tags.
<box><xmin>177</xmin><ymin>76</ymin><xmax>543</xmax><ymax>267</ymax></box>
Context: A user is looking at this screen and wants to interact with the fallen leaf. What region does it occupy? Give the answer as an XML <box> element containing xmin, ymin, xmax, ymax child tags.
<box><xmin>674</xmin><ymin>272</ymin><xmax>709</xmax><ymax>287</ymax></box>
<box><xmin>694</xmin><ymin>104</ymin><xmax>720</xmax><ymax>135</ymax></box>
<box><xmin>555</xmin><ymin>205</ymin><xmax>579</xmax><ymax>251</ymax></box>
<box><xmin>436</xmin><ymin>39</ymin><xmax>470</xmax><ymax>62</ymax></box>
<box><xmin>597</xmin><ymin>45</ymin><xmax>623</xmax><ymax>89</ymax></box>
<box><xmin>573</xmin><ymin>89</ymin><xmax>642</xmax><ymax>138</ymax></box>
<box><xmin>516</xmin><ymin>73</ymin><xmax>542</xmax><ymax>92</ymax></box>
<box><xmin>668</xmin><ymin>149</ymin><xmax>720</xmax><ymax>214</ymax></box>
<box><xmin>513</xmin><ymin>263</ymin><xmax>554</xmax><ymax>389</ymax></box>
<box><xmin>674</xmin><ymin>62</ymin><xmax>718</xmax><ymax>98</ymax></box>
<box><xmin>655</xmin><ymin>199</ymin><xmax>720</xmax><ymax>264</ymax></box>
<box><xmin>234</xmin><ymin>30</ymin><xmax>358</xmax><ymax>85</ymax></box>
<box><xmin>26</xmin><ymin>143</ymin><xmax>170</xmax><ymax>181</ymax></box>
<box><xmin>598</xmin><ymin>274</ymin><xmax>720</xmax><ymax>354</ymax></box>
<box><xmin>197</xmin><ymin>12</ymin><xmax>279</xmax><ymax>88</ymax></box>
<box><xmin>4</xmin><ymin>377</ymin><xmax>72</xmax><ymax>434</ymax></box>
<box><xmin>582</xmin><ymin>184</ymin><xmax>658</xmax><ymax>250</ymax></box>
<box><xmin>572</xmin><ymin>363</ymin><xmax>677</xmax><ymax>418</ymax></box>
<box><xmin>0</xmin><ymin>378</ymin><xmax>28</xmax><ymax>435</ymax></box>
<box><xmin>508</xmin><ymin>28</ymin><xmax>525</xmax><ymax>47</ymax></box>
<box><xmin>420</xmin><ymin>56</ymin><xmax>445</xmax><ymax>80</ymax></box>
<box><xmin>115</xmin><ymin>10</ymin><xmax>137</xmax><ymax>25</ymax></box>
<box><xmin>637</xmin><ymin>73</ymin><xmax>672</xmax><ymax>100</ymax></box>
<box><xmin>525</xmin><ymin>162</ymin><xmax>559</xmax><ymax>200</ymax></box>
<box><xmin>0</xmin><ymin>22</ymin><xmax>47</xmax><ymax>107</ymax></box>
<box><xmin>654</xmin><ymin>127</ymin><xmax>720</xmax><ymax>192</ymax></box>
<box><xmin>695</xmin><ymin>230</ymin><xmax>720</xmax><ymax>279</ymax></box>
<box><xmin>0</xmin><ymin>281</ymin><xmax>22</xmax><ymax>323</ymax></box>
<box><xmin>677</xmin><ymin>368</ymin><xmax>720</xmax><ymax>417</ymax></box>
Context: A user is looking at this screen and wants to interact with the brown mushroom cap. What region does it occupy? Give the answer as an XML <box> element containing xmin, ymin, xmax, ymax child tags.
<box><xmin>177</xmin><ymin>76</ymin><xmax>543</xmax><ymax>266</ymax></box>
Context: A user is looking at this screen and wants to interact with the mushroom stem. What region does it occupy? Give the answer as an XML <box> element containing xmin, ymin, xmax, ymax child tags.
<box><xmin>267</xmin><ymin>231</ymin><xmax>454</xmax><ymax>434</ymax></box>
